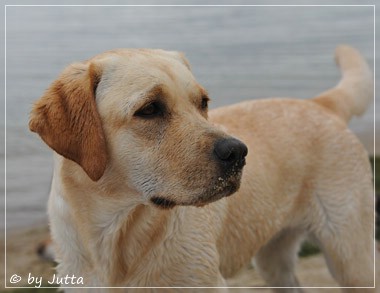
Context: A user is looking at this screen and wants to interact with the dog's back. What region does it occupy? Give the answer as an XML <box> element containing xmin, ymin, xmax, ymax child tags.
<box><xmin>210</xmin><ymin>45</ymin><xmax>374</xmax><ymax>290</ymax></box>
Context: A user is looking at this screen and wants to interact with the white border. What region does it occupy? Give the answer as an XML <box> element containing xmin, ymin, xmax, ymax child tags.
<box><xmin>3</xmin><ymin>3</ymin><xmax>376</xmax><ymax>290</ymax></box>
<box><xmin>4</xmin><ymin>4</ymin><xmax>377</xmax><ymax>7</ymax></box>
<box><xmin>374</xmin><ymin>4</ymin><xmax>377</xmax><ymax>291</ymax></box>
<box><xmin>4</xmin><ymin>3</ymin><xmax>6</xmax><ymax>291</ymax></box>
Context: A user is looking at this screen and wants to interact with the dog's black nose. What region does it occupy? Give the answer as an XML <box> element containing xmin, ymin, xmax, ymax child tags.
<box><xmin>214</xmin><ymin>138</ymin><xmax>248</xmax><ymax>166</ymax></box>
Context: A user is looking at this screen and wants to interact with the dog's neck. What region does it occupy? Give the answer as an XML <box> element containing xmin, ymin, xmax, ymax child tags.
<box><xmin>50</xmin><ymin>154</ymin><xmax>179</xmax><ymax>286</ymax></box>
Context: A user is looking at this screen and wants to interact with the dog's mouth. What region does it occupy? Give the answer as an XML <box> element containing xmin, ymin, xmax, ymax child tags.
<box><xmin>150</xmin><ymin>169</ymin><xmax>243</xmax><ymax>209</ymax></box>
<box><xmin>150</xmin><ymin>197</ymin><xmax>177</xmax><ymax>209</ymax></box>
<box><xmin>192</xmin><ymin>170</ymin><xmax>243</xmax><ymax>207</ymax></box>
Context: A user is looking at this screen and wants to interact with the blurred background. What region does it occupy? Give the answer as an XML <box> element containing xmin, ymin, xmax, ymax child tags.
<box><xmin>1</xmin><ymin>2</ymin><xmax>377</xmax><ymax>290</ymax></box>
<box><xmin>3</xmin><ymin>3</ymin><xmax>376</xmax><ymax>231</ymax></box>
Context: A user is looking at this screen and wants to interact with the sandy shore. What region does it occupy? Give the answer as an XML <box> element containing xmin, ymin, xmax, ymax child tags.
<box><xmin>1</xmin><ymin>225</ymin><xmax>378</xmax><ymax>292</ymax></box>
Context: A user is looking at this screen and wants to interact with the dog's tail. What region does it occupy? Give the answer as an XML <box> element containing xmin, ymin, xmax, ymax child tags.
<box><xmin>312</xmin><ymin>45</ymin><xmax>373</xmax><ymax>124</ymax></box>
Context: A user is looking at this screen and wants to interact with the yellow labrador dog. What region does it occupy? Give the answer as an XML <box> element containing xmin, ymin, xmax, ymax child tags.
<box><xmin>29</xmin><ymin>45</ymin><xmax>374</xmax><ymax>292</ymax></box>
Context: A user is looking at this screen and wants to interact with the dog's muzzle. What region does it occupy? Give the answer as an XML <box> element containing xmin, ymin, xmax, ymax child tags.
<box><xmin>150</xmin><ymin>137</ymin><xmax>248</xmax><ymax>209</ymax></box>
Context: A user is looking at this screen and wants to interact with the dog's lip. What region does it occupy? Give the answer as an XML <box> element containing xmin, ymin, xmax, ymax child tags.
<box><xmin>149</xmin><ymin>169</ymin><xmax>243</xmax><ymax>209</ymax></box>
<box><xmin>150</xmin><ymin>196</ymin><xmax>177</xmax><ymax>209</ymax></box>
<box><xmin>150</xmin><ymin>182</ymin><xmax>238</xmax><ymax>210</ymax></box>
<box><xmin>193</xmin><ymin>185</ymin><xmax>237</xmax><ymax>207</ymax></box>
<box><xmin>192</xmin><ymin>175</ymin><xmax>241</xmax><ymax>207</ymax></box>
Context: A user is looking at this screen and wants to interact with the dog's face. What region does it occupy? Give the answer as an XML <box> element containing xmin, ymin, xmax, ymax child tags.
<box><xmin>29</xmin><ymin>49</ymin><xmax>247</xmax><ymax>208</ymax></box>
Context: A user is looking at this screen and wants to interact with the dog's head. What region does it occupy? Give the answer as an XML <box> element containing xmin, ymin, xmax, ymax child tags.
<box><xmin>29</xmin><ymin>49</ymin><xmax>247</xmax><ymax>208</ymax></box>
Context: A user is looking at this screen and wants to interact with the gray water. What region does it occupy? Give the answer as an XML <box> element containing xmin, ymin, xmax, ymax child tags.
<box><xmin>3</xmin><ymin>5</ymin><xmax>376</xmax><ymax>230</ymax></box>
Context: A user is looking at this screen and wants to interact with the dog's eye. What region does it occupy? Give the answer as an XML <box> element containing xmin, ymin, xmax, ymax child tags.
<box><xmin>201</xmin><ymin>97</ymin><xmax>209</xmax><ymax>110</ymax></box>
<box><xmin>135</xmin><ymin>102</ymin><xmax>162</xmax><ymax>118</ymax></box>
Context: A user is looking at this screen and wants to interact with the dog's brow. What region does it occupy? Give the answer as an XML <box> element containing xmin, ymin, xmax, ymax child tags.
<box><xmin>121</xmin><ymin>84</ymin><xmax>165</xmax><ymax>115</ymax></box>
<box><xmin>129</xmin><ymin>84</ymin><xmax>165</xmax><ymax>112</ymax></box>
<box><xmin>145</xmin><ymin>84</ymin><xmax>164</xmax><ymax>100</ymax></box>
<box><xmin>191</xmin><ymin>87</ymin><xmax>209</xmax><ymax>104</ymax></box>
<box><xmin>200</xmin><ymin>88</ymin><xmax>209</xmax><ymax>100</ymax></box>
<box><xmin>199</xmin><ymin>87</ymin><xmax>208</xmax><ymax>97</ymax></box>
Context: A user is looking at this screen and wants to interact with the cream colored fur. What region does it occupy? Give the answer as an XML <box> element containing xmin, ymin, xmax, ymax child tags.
<box><xmin>30</xmin><ymin>45</ymin><xmax>374</xmax><ymax>292</ymax></box>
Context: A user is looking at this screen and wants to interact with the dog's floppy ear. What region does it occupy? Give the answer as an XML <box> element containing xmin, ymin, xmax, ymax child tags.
<box><xmin>29</xmin><ymin>61</ymin><xmax>107</xmax><ymax>181</ymax></box>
